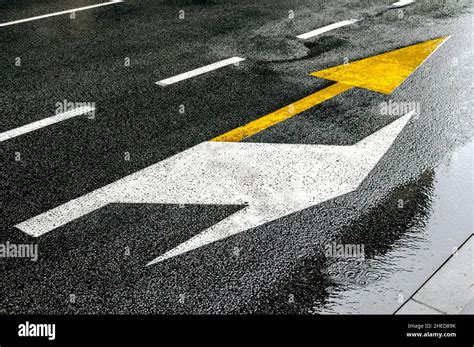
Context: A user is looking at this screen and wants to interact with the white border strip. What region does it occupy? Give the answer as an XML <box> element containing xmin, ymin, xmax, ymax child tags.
<box><xmin>156</xmin><ymin>57</ymin><xmax>246</xmax><ymax>86</ymax></box>
<box><xmin>391</xmin><ymin>0</ymin><xmax>415</xmax><ymax>8</ymax></box>
<box><xmin>0</xmin><ymin>106</ymin><xmax>95</xmax><ymax>142</ymax></box>
<box><xmin>0</xmin><ymin>0</ymin><xmax>123</xmax><ymax>27</ymax></box>
<box><xmin>297</xmin><ymin>19</ymin><xmax>359</xmax><ymax>40</ymax></box>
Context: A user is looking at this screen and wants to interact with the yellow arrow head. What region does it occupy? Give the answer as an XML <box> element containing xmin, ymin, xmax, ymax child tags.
<box><xmin>311</xmin><ymin>36</ymin><xmax>449</xmax><ymax>94</ymax></box>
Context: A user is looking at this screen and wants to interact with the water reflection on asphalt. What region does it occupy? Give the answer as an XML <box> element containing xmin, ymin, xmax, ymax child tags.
<box><xmin>259</xmin><ymin>140</ymin><xmax>473</xmax><ymax>314</ymax></box>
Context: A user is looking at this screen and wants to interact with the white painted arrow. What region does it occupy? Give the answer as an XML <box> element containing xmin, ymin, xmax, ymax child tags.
<box><xmin>15</xmin><ymin>111</ymin><xmax>414</xmax><ymax>264</ymax></box>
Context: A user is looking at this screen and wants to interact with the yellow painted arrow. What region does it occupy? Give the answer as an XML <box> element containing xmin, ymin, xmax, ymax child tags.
<box><xmin>212</xmin><ymin>36</ymin><xmax>448</xmax><ymax>142</ymax></box>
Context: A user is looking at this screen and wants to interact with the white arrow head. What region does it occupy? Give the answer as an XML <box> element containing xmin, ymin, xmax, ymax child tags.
<box><xmin>15</xmin><ymin>111</ymin><xmax>414</xmax><ymax>265</ymax></box>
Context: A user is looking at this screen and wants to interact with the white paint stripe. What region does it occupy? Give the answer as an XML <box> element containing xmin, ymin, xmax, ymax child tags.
<box><xmin>391</xmin><ymin>0</ymin><xmax>415</xmax><ymax>8</ymax></box>
<box><xmin>0</xmin><ymin>0</ymin><xmax>123</xmax><ymax>27</ymax></box>
<box><xmin>0</xmin><ymin>106</ymin><xmax>95</xmax><ymax>142</ymax></box>
<box><xmin>15</xmin><ymin>111</ymin><xmax>414</xmax><ymax>267</ymax></box>
<box><xmin>296</xmin><ymin>19</ymin><xmax>359</xmax><ymax>40</ymax></box>
<box><xmin>156</xmin><ymin>57</ymin><xmax>245</xmax><ymax>86</ymax></box>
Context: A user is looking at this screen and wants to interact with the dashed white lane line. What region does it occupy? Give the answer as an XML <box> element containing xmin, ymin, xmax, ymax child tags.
<box><xmin>296</xmin><ymin>19</ymin><xmax>359</xmax><ymax>40</ymax></box>
<box><xmin>0</xmin><ymin>106</ymin><xmax>95</xmax><ymax>142</ymax></box>
<box><xmin>391</xmin><ymin>0</ymin><xmax>415</xmax><ymax>8</ymax></box>
<box><xmin>156</xmin><ymin>57</ymin><xmax>246</xmax><ymax>86</ymax></box>
<box><xmin>0</xmin><ymin>0</ymin><xmax>123</xmax><ymax>27</ymax></box>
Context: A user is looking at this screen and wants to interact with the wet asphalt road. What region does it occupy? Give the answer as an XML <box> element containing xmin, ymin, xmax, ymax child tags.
<box><xmin>1</xmin><ymin>0</ymin><xmax>473</xmax><ymax>314</ymax></box>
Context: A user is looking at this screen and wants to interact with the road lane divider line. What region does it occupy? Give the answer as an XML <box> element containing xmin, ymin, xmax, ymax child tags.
<box><xmin>211</xmin><ymin>82</ymin><xmax>353</xmax><ymax>142</ymax></box>
<box><xmin>391</xmin><ymin>0</ymin><xmax>415</xmax><ymax>8</ymax></box>
<box><xmin>0</xmin><ymin>106</ymin><xmax>95</xmax><ymax>142</ymax></box>
<box><xmin>156</xmin><ymin>57</ymin><xmax>246</xmax><ymax>86</ymax></box>
<box><xmin>0</xmin><ymin>0</ymin><xmax>123</xmax><ymax>27</ymax></box>
<box><xmin>296</xmin><ymin>19</ymin><xmax>359</xmax><ymax>40</ymax></box>
<box><xmin>213</xmin><ymin>36</ymin><xmax>448</xmax><ymax>142</ymax></box>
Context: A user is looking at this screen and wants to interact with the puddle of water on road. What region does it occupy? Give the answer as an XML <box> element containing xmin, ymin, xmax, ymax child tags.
<box><xmin>256</xmin><ymin>139</ymin><xmax>473</xmax><ymax>314</ymax></box>
<box><xmin>316</xmin><ymin>140</ymin><xmax>473</xmax><ymax>314</ymax></box>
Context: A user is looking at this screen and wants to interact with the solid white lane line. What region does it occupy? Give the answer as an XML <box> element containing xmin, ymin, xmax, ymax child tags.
<box><xmin>296</xmin><ymin>19</ymin><xmax>359</xmax><ymax>40</ymax></box>
<box><xmin>156</xmin><ymin>57</ymin><xmax>246</xmax><ymax>86</ymax></box>
<box><xmin>0</xmin><ymin>106</ymin><xmax>95</xmax><ymax>142</ymax></box>
<box><xmin>0</xmin><ymin>0</ymin><xmax>123</xmax><ymax>27</ymax></box>
<box><xmin>391</xmin><ymin>0</ymin><xmax>415</xmax><ymax>8</ymax></box>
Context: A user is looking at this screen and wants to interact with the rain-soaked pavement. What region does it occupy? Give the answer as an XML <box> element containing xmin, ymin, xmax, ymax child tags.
<box><xmin>0</xmin><ymin>0</ymin><xmax>473</xmax><ymax>314</ymax></box>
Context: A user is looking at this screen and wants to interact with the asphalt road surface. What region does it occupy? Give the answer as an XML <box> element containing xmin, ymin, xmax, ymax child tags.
<box><xmin>1</xmin><ymin>0</ymin><xmax>473</xmax><ymax>314</ymax></box>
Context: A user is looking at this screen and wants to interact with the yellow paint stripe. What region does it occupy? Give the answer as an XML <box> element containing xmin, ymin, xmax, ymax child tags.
<box><xmin>311</xmin><ymin>37</ymin><xmax>449</xmax><ymax>94</ymax></box>
<box><xmin>212</xmin><ymin>82</ymin><xmax>353</xmax><ymax>142</ymax></box>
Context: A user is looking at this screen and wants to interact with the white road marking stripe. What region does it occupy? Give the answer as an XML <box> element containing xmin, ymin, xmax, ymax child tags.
<box><xmin>156</xmin><ymin>57</ymin><xmax>246</xmax><ymax>86</ymax></box>
<box><xmin>391</xmin><ymin>0</ymin><xmax>415</xmax><ymax>8</ymax></box>
<box><xmin>0</xmin><ymin>0</ymin><xmax>123</xmax><ymax>27</ymax></box>
<box><xmin>15</xmin><ymin>111</ymin><xmax>414</xmax><ymax>266</ymax></box>
<box><xmin>296</xmin><ymin>19</ymin><xmax>359</xmax><ymax>40</ymax></box>
<box><xmin>0</xmin><ymin>106</ymin><xmax>95</xmax><ymax>142</ymax></box>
